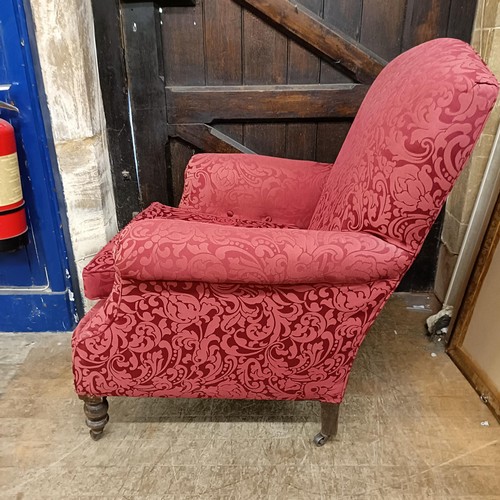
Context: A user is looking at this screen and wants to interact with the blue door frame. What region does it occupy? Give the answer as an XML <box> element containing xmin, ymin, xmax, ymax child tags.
<box><xmin>0</xmin><ymin>0</ymin><xmax>82</xmax><ymax>331</ymax></box>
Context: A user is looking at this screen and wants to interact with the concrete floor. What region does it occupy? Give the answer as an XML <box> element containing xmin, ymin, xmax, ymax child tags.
<box><xmin>1</xmin><ymin>294</ymin><xmax>499</xmax><ymax>499</ymax></box>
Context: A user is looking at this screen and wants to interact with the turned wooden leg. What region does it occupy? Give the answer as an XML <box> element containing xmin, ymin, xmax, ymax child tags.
<box><xmin>313</xmin><ymin>402</ymin><xmax>340</xmax><ymax>447</ymax></box>
<box><xmin>79</xmin><ymin>395</ymin><xmax>109</xmax><ymax>440</ymax></box>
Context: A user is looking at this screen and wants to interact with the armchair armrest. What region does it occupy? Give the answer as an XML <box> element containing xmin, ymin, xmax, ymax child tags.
<box><xmin>115</xmin><ymin>219</ymin><xmax>412</xmax><ymax>286</ymax></box>
<box><xmin>178</xmin><ymin>153</ymin><xmax>332</xmax><ymax>228</ymax></box>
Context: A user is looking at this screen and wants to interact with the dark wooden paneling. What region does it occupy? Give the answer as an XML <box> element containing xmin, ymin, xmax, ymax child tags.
<box><xmin>288</xmin><ymin>0</ymin><xmax>322</xmax><ymax>87</ymax></box>
<box><xmin>204</xmin><ymin>0</ymin><xmax>242</xmax><ymax>85</ymax></box>
<box><xmin>162</xmin><ymin>2</ymin><xmax>205</xmax><ymax>204</ymax></box>
<box><xmin>315</xmin><ymin>120</ymin><xmax>353</xmax><ymax>163</ymax></box>
<box><xmin>242</xmin><ymin>11</ymin><xmax>288</xmax><ymax>84</ymax></box>
<box><xmin>91</xmin><ymin>0</ymin><xmax>140</xmax><ymax>228</ymax></box>
<box><xmin>285</xmin><ymin>122</ymin><xmax>315</xmax><ymax>160</ymax></box>
<box><xmin>204</xmin><ymin>0</ymin><xmax>243</xmax><ymax>143</ymax></box>
<box><xmin>243</xmin><ymin>10</ymin><xmax>287</xmax><ymax>156</ymax></box>
<box><xmin>162</xmin><ymin>2</ymin><xmax>205</xmax><ymax>85</ymax></box>
<box><xmin>286</xmin><ymin>0</ymin><xmax>322</xmax><ymax>160</ymax></box>
<box><xmin>402</xmin><ymin>0</ymin><xmax>452</xmax><ymax>51</ymax></box>
<box><xmin>123</xmin><ymin>3</ymin><xmax>169</xmax><ymax>207</ymax></box>
<box><xmin>447</xmin><ymin>0</ymin><xmax>477</xmax><ymax>42</ymax></box>
<box><xmin>317</xmin><ymin>0</ymin><xmax>361</xmax><ymax>163</ymax></box>
<box><xmin>166</xmin><ymin>84</ymin><xmax>367</xmax><ymax>122</ymax></box>
<box><xmin>238</xmin><ymin>0</ymin><xmax>386</xmax><ymax>83</ymax></box>
<box><xmin>320</xmin><ymin>0</ymin><xmax>362</xmax><ymax>83</ymax></box>
<box><xmin>324</xmin><ymin>0</ymin><xmax>363</xmax><ymax>39</ymax></box>
<box><xmin>361</xmin><ymin>0</ymin><xmax>407</xmax><ymax>61</ymax></box>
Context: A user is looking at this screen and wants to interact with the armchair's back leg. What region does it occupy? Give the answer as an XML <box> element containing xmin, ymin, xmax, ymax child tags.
<box><xmin>313</xmin><ymin>402</ymin><xmax>340</xmax><ymax>446</ymax></box>
<box><xmin>79</xmin><ymin>395</ymin><xmax>109</xmax><ymax>440</ymax></box>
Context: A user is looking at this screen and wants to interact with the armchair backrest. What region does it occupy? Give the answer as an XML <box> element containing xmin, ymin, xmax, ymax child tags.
<box><xmin>309</xmin><ymin>39</ymin><xmax>498</xmax><ymax>253</ymax></box>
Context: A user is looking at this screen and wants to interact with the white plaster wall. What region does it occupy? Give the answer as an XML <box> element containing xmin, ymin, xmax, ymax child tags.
<box><xmin>29</xmin><ymin>0</ymin><xmax>117</xmax><ymax>310</ymax></box>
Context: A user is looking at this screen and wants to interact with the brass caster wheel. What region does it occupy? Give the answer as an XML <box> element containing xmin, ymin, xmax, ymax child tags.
<box><xmin>313</xmin><ymin>432</ymin><xmax>329</xmax><ymax>447</ymax></box>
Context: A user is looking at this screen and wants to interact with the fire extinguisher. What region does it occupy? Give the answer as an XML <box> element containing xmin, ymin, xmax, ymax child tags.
<box><xmin>0</xmin><ymin>118</ymin><xmax>28</xmax><ymax>252</ymax></box>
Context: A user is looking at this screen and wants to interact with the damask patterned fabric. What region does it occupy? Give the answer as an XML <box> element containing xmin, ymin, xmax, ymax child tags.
<box><xmin>310</xmin><ymin>38</ymin><xmax>499</xmax><ymax>254</ymax></box>
<box><xmin>73</xmin><ymin>278</ymin><xmax>397</xmax><ymax>402</ymax></box>
<box><xmin>83</xmin><ymin>202</ymin><xmax>296</xmax><ymax>300</ymax></box>
<box><xmin>179</xmin><ymin>154</ymin><xmax>332</xmax><ymax>228</ymax></box>
<box><xmin>116</xmin><ymin>219</ymin><xmax>411</xmax><ymax>285</ymax></box>
<box><xmin>73</xmin><ymin>39</ymin><xmax>498</xmax><ymax>407</ymax></box>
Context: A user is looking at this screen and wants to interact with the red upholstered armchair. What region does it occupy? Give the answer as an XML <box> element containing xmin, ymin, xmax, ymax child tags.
<box><xmin>73</xmin><ymin>39</ymin><xmax>498</xmax><ymax>445</ymax></box>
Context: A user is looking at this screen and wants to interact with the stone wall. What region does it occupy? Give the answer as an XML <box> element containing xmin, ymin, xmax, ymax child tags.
<box><xmin>29</xmin><ymin>0</ymin><xmax>117</xmax><ymax>310</ymax></box>
<box><xmin>434</xmin><ymin>0</ymin><xmax>500</xmax><ymax>301</ymax></box>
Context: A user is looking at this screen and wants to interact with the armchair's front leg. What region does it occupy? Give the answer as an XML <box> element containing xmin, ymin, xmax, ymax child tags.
<box><xmin>79</xmin><ymin>395</ymin><xmax>109</xmax><ymax>440</ymax></box>
<box><xmin>313</xmin><ymin>402</ymin><xmax>340</xmax><ymax>446</ymax></box>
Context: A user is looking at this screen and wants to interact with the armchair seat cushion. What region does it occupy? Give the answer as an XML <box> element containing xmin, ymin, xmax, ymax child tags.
<box><xmin>83</xmin><ymin>202</ymin><xmax>298</xmax><ymax>300</ymax></box>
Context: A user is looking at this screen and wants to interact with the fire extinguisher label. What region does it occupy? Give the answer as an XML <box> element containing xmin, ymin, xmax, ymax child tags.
<box><xmin>0</xmin><ymin>153</ymin><xmax>23</xmax><ymax>206</ymax></box>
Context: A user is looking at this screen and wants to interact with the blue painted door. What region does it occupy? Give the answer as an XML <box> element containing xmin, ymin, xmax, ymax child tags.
<box><xmin>0</xmin><ymin>0</ymin><xmax>79</xmax><ymax>331</ymax></box>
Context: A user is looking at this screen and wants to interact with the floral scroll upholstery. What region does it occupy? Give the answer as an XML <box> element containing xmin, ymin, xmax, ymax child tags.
<box><xmin>73</xmin><ymin>279</ymin><xmax>396</xmax><ymax>401</ymax></box>
<box><xmin>115</xmin><ymin>219</ymin><xmax>411</xmax><ymax>285</ymax></box>
<box><xmin>83</xmin><ymin>202</ymin><xmax>296</xmax><ymax>300</ymax></box>
<box><xmin>73</xmin><ymin>39</ymin><xmax>498</xmax><ymax>407</ymax></box>
<box><xmin>309</xmin><ymin>38</ymin><xmax>499</xmax><ymax>254</ymax></box>
<box><xmin>179</xmin><ymin>154</ymin><xmax>332</xmax><ymax>228</ymax></box>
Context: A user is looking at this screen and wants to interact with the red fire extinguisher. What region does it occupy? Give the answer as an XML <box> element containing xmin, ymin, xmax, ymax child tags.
<box><xmin>0</xmin><ymin>118</ymin><xmax>28</xmax><ymax>252</ymax></box>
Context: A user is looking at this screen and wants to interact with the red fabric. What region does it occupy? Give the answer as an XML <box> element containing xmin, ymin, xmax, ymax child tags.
<box><xmin>73</xmin><ymin>278</ymin><xmax>395</xmax><ymax>402</ymax></box>
<box><xmin>73</xmin><ymin>39</ymin><xmax>498</xmax><ymax>407</ymax></box>
<box><xmin>179</xmin><ymin>154</ymin><xmax>332</xmax><ymax>228</ymax></box>
<box><xmin>83</xmin><ymin>202</ymin><xmax>296</xmax><ymax>300</ymax></box>
<box><xmin>310</xmin><ymin>38</ymin><xmax>499</xmax><ymax>254</ymax></box>
<box><xmin>83</xmin><ymin>239</ymin><xmax>116</xmax><ymax>300</ymax></box>
<box><xmin>116</xmin><ymin>219</ymin><xmax>411</xmax><ymax>285</ymax></box>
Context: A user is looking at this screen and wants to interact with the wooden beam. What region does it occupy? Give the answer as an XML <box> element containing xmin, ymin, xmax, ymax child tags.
<box><xmin>236</xmin><ymin>0</ymin><xmax>386</xmax><ymax>83</ymax></box>
<box><xmin>169</xmin><ymin>124</ymin><xmax>255</xmax><ymax>154</ymax></box>
<box><xmin>166</xmin><ymin>84</ymin><xmax>368</xmax><ymax>123</ymax></box>
<box><xmin>122</xmin><ymin>3</ymin><xmax>170</xmax><ymax>206</ymax></box>
<box><xmin>91</xmin><ymin>0</ymin><xmax>141</xmax><ymax>228</ymax></box>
